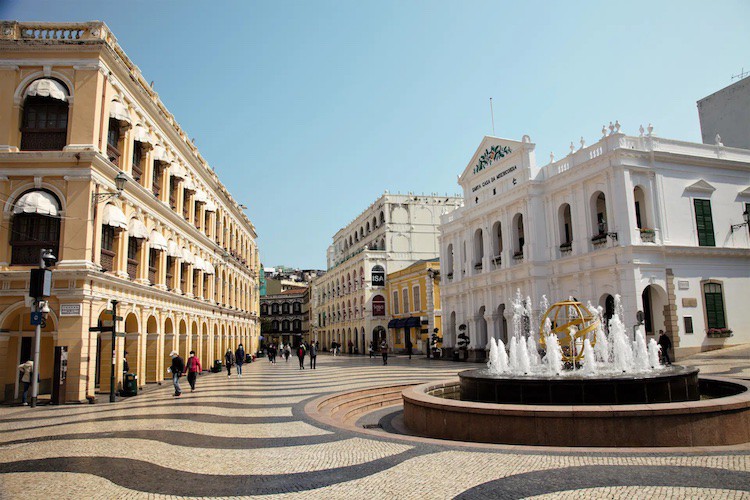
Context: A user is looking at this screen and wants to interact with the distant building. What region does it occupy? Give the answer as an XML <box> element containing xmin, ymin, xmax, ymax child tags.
<box><xmin>260</xmin><ymin>287</ymin><xmax>310</xmax><ymax>346</ymax></box>
<box><xmin>697</xmin><ymin>76</ymin><xmax>750</xmax><ymax>149</ymax></box>
<box><xmin>385</xmin><ymin>259</ymin><xmax>442</xmax><ymax>354</ymax></box>
<box><xmin>311</xmin><ymin>192</ymin><xmax>461</xmax><ymax>353</ymax></box>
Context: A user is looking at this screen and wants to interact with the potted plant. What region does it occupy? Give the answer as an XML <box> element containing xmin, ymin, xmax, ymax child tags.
<box><xmin>707</xmin><ymin>328</ymin><xmax>733</xmax><ymax>338</ymax></box>
<box><xmin>639</xmin><ymin>228</ymin><xmax>655</xmax><ymax>243</ymax></box>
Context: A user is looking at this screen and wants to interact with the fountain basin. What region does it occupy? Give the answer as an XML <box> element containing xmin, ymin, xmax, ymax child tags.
<box><xmin>459</xmin><ymin>366</ymin><xmax>700</xmax><ymax>405</ymax></box>
<box><xmin>402</xmin><ymin>375</ymin><xmax>750</xmax><ymax>447</ymax></box>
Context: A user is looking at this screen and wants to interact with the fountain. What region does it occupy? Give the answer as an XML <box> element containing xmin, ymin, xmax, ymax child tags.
<box><xmin>460</xmin><ymin>294</ymin><xmax>700</xmax><ymax>405</ymax></box>
<box><xmin>402</xmin><ymin>292</ymin><xmax>750</xmax><ymax>447</ymax></box>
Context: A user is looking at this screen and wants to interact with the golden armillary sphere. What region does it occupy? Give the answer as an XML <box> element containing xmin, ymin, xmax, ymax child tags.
<box><xmin>539</xmin><ymin>300</ymin><xmax>600</xmax><ymax>363</ymax></box>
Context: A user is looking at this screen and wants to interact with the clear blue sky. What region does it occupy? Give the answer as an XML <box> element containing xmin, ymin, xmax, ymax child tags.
<box><xmin>4</xmin><ymin>1</ymin><xmax>749</xmax><ymax>269</ymax></box>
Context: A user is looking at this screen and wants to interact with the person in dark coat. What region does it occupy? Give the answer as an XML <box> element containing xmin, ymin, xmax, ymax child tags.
<box><xmin>309</xmin><ymin>342</ymin><xmax>318</xmax><ymax>370</ymax></box>
<box><xmin>297</xmin><ymin>344</ymin><xmax>306</xmax><ymax>370</ymax></box>
<box><xmin>169</xmin><ymin>350</ymin><xmax>185</xmax><ymax>397</ymax></box>
<box><xmin>658</xmin><ymin>330</ymin><xmax>672</xmax><ymax>365</ymax></box>
<box><xmin>406</xmin><ymin>339</ymin><xmax>413</xmax><ymax>360</ymax></box>
<box><xmin>225</xmin><ymin>348</ymin><xmax>236</xmax><ymax>377</ymax></box>
<box><xmin>235</xmin><ymin>344</ymin><xmax>245</xmax><ymax>378</ymax></box>
<box><xmin>380</xmin><ymin>339</ymin><xmax>389</xmax><ymax>365</ymax></box>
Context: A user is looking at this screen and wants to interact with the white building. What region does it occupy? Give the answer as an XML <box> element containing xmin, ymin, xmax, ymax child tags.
<box><xmin>439</xmin><ymin>127</ymin><xmax>750</xmax><ymax>359</ymax></box>
<box><xmin>698</xmin><ymin>76</ymin><xmax>750</xmax><ymax>150</ymax></box>
<box><xmin>312</xmin><ymin>192</ymin><xmax>462</xmax><ymax>352</ymax></box>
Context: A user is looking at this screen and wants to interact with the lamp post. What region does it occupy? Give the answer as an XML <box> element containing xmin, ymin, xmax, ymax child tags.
<box><xmin>29</xmin><ymin>248</ymin><xmax>56</xmax><ymax>408</ymax></box>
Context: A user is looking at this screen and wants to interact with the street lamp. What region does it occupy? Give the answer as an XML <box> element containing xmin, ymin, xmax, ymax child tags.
<box><xmin>92</xmin><ymin>171</ymin><xmax>128</xmax><ymax>203</ymax></box>
<box><xmin>730</xmin><ymin>209</ymin><xmax>750</xmax><ymax>233</ymax></box>
<box><xmin>29</xmin><ymin>248</ymin><xmax>56</xmax><ymax>407</ymax></box>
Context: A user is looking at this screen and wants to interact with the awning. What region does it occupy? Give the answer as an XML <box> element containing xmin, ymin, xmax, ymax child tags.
<box><xmin>204</xmin><ymin>260</ymin><xmax>216</xmax><ymax>275</ymax></box>
<box><xmin>13</xmin><ymin>190</ymin><xmax>59</xmax><ymax>216</ymax></box>
<box><xmin>128</xmin><ymin>218</ymin><xmax>149</xmax><ymax>239</ymax></box>
<box><xmin>388</xmin><ymin>318</ymin><xmax>405</xmax><ymax>329</ymax></box>
<box><xmin>149</xmin><ymin>230</ymin><xmax>168</xmax><ymax>251</ymax></box>
<box><xmin>152</xmin><ymin>144</ymin><xmax>171</xmax><ymax>164</ymax></box>
<box><xmin>167</xmin><ymin>240</ymin><xmax>182</xmax><ymax>258</ymax></box>
<box><xmin>404</xmin><ymin>317</ymin><xmax>421</xmax><ymax>328</ymax></box>
<box><xmin>204</xmin><ymin>200</ymin><xmax>217</xmax><ymax>212</ymax></box>
<box><xmin>24</xmin><ymin>79</ymin><xmax>68</xmax><ymax>102</ymax></box>
<box><xmin>182</xmin><ymin>177</ymin><xmax>195</xmax><ymax>191</ymax></box>
<box><xmin>169</xmin><ymin>162</ymin><xmax>187</xmax><ymax>179</ymax></box>
<box><xmin>194</xmin><ymin>189</ymin><xmax>208</xmax><ymax>203</ymax></box>
<box><xmin>109</xmin><ymin>100</ymin><xmax>131</xmax><ymax>125</ymax></box>
<box><xmin>193</xmin><ymin>255</ymin><xmax>206</xmax><ymax>271</ymax></box>
<box><xmin>181</xmin><ymin>250</ymin><xmax>195</xmax><ymax>264</ymax></box>
<box><xmin>132</xmin><ymin>124</ymin><xmax>153</xmax><ymax>145</ymax></box>
<box><xmin>101</xmin><ymin>204</ymin><xmax>127</xmax><ymax>229</ymax></box>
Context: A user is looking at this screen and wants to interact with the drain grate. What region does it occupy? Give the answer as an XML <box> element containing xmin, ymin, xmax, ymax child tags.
<box><xmin>362</xmin><ymin>423</ymin><xmax>382</xmax><ymax>429</ymax></box>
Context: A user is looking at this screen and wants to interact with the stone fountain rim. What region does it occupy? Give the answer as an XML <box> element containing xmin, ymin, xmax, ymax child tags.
<box><xmin>403</xmin><ymin>375</ymin><xmax>750</xmax><ymax>416</ymax></box>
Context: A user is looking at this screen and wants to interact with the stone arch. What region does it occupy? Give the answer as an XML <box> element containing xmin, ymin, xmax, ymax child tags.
<box><xmin>145</xmin><ymin>315</ymin><xmax>159</xmax><ymax>383</ymax></box>
<box><xmin>163</xmin><ymin>317</ymin><xmax>175</xmax><ymax>380</ymax></box>
<box><xmin>201</xmin><ymin>322</ymin><xmax>210</xmax><ymax>368</ymax></box>
<box><xmin>641</xmin><ymin>284</ymin><xmax>668</xmax><ymax>337</ymax></box>
<box><xmin>13</xmin><ymin>71</ymin><xmax>75</xmax><ymax>106</ymax></box>
<box><xmin>123</xmin><ymin>312</ymin><xmax>140</xmax><ymax>386</ymax></box>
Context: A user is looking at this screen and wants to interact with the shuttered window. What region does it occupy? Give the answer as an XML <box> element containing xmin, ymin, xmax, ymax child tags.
<box><xmin>703</xmin><ymin>283</ymin><xmax>726</xmax><ymax>329</ymax></box>
<box><xmin>694</xmin><ymin>199</ymin><xmax>715</xmax><ymax>247</ymax></box>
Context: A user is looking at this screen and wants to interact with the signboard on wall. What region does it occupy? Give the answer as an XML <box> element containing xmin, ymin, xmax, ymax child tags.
<box><xmin>60</xmin><ymin>303</ymin><xmax>83</xmax><ymax>317</ymax></box>
<box><xmin>372</xmin><ymin>295</ymin><xmax>386</xmax><ymax>316</ymax></box>
<box><xmin>371</xmin><ymin>265</ymin><xmax>385</xmax><ymax>287</ymax></box>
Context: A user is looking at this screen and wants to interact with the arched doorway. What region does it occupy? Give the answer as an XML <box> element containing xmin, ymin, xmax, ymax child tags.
<box><xmin>641</xmin><ymin>285</ymin><xmax>667</xmax><ymax>336</ymax></box>
<box><xmin>163</xmin><ymin>317</ymin><xmax>174</xmax><ymax>381</ymax></box>
<box><xmin>145</xmin><ymin>315</ymin><xmax>159</xmax><ymax>383</ymax></box>
<box><xmin>201</xmin><ymin>323</ymin><xmax>210</xmax><ymax>368</ymax></box>
<box><xmin>178</xmin><ymin>319</ymin><xmax>188</xmax><ymax>360</ymax></box>
<box><xmin>1</xmin><ymin>305</ymin><xmax>57</xmax><ymax>402</ymax></box>
<box><xmin>599</xmin><ymin>294</ymin><xmax>615</xmax><ymax>332</ymax></box>
<box><xmin>124</xmin><ymin>312</ymin><xmax>140</xmax><ymax>387</ymax></box>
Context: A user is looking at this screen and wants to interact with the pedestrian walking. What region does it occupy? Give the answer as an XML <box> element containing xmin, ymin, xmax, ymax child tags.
<box><xmin>235</xmin><ymin>344</ymin><xmax>245</xmax><ymax>378</ymax></box>
<box><xmin>17</xmin><ymin>359</ymin><xmax>33</xmax><ymax>405</ymax></box>
<box><xmin>331</xmin><ymin>341</ymin><xmax>337</xmax><ymax>356</ymax></box>
<box><xmin>123</xmin><ymin>351</ymin><xmax>130</xmax><ymax>375</ymax></box>
<box><xmin>225</xmin><ymin>348</ymin><xmax>236</xmax><ymax>377</ymax></box>
<box><xmin>348</xmin><ymin>340</ymin><xmax>353</xmax><ymax>354</ymax></box>
<box><xmin>368</xmin><ymin>341</ymin><xmax>374</xmax><ymax>358</ymax></box>
<box><xmin>270</xmin><ymin>344</ymin><xmax>277</xmax><ymax>364</ymax></box>
<box><xmin>380</xmin><ymin>339</ymin><xmax>389</xmax><ymax>365</ymax></box>
<box><xmin>406</xmin><ymin>339</ymin><xmax>413</xmax><ymax>360</ymax></box>
<box><xmin>297</xmin><ymin>343</ymin><xmax>306</xmax><ymax>369</ymax></box>
<box><xmin>168</xmin><ymin>350</ymin><xmax>185</xmax><ymax>397</ymax></box>
<box><xmin>184</xmin><ymin>350</ymin><xmax>202</xmax><ymax>392</ymax></box>
<box><xmin>284</xmin><ymin>343</ymin><xmax>291</xmax><ymax>362</ymax></box>
<box><xmin>309</xmin><ymin>341</ymin><xmax>318</xmax><ymax>369</ymax></box>
<box><xmin>658</xmin><ymin>330</ymin><xmax>672</xmax><ymax>365</ymax></box>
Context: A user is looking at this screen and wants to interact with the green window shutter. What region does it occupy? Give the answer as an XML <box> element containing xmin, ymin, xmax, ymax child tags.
<box><xmin>694</xmin><ymin>199</ymin><xmax>715</xmax><ymax>247</ymax></box>
<box><xmin>704</xmin><ymin>286</ymin><xmax>726</xmax><ymax>330</ymax></box>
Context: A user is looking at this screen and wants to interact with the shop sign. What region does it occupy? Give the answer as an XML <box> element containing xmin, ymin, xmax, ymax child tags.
<box><xmin>372</xmin><ymin>295</ymin><xmax>386</xmax><ymax>316</ymax></box>
<box><xmin>371</xmin><ymin>265</ymin><xmax>385</xmax><ymax>287</ymax></box>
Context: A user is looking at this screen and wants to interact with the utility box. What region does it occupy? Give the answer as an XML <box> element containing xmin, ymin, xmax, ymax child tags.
<box><xmin>121</xmin><ymin>373</ymin><xmax>137</xmax><ymax>397</ymax></box>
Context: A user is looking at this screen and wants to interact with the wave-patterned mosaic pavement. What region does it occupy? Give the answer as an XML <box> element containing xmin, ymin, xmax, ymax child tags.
<box><xmin>1</xmin><ymin>354</ymin><xmax>749</xmax><ymax>499</ymax></box>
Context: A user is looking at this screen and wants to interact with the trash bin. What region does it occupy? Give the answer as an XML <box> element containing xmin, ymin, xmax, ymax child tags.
<box><xmin>452</xmin><ymin>350</ymin><xmax>460</xmax><ymax>362</ymax></box>
<box><xmin>245</xmin><ymin>354</ymin><xmax>253</xmax><ymax>364</ymax></box>
<box><xmin>212</xmin><ymin>360</ymin><xmax>223</xmax><ymax>373</ymax></box>
<box><xmin>121</xmin><ymin>373</ymin><xmax>138</xmax><ymax>397</ymax></box>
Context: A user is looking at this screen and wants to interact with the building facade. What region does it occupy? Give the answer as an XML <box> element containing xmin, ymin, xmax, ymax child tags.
<box><xmin>260</xmin><ymin>287</ymin><xmax>310</xmax><ymax>346</ymax></box>
<box><xmin>0</xmin><ymin>21</ymin><xmax>261</xmax><ymax>403</ymax></box>
<box><xmin>385</xmin><ymin>259</ymin><xmax>441</xmax><ymax>354</ymax></box>
<box><xmin>312</xmin><ymin>193</ymin><xmax>461</xmax><ymax>353</ymax></box>
<box><xmin>440</xmin><ymin>130</ymin><xmax>750</xmax><ymax>359</ymax></box>
<box><xmin>698</xmin><ymin>76</ymin><xmax>750</xmax><ymax>150</ymax></box>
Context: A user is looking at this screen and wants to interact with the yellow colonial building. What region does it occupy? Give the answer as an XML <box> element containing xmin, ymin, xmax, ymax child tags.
<box><xmin>385</xmin><ymin>259</ymin><xmax>441</xmax><ymax>353</ymax></box>
<box><xmin>0</xmin><ymin>21</ymin><xmax>260</xmax><ymax>403</ymax></box>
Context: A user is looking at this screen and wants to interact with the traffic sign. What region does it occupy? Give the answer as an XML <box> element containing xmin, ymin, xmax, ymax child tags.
<box><xmin>30</xmin><ymin>312</ymin><xmax>43</xmax><ymax>326</ymax></box>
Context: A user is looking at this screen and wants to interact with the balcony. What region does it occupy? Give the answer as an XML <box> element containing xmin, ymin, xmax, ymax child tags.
<box><xmin>559</xmin><ymin>242</ymin><xmax>572</xmax><ymax>256</ymax></box>
<box><xmin>512</xmin><ymin>251</ymin><xmax>524</xmax><ymax>261</ymax></box>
